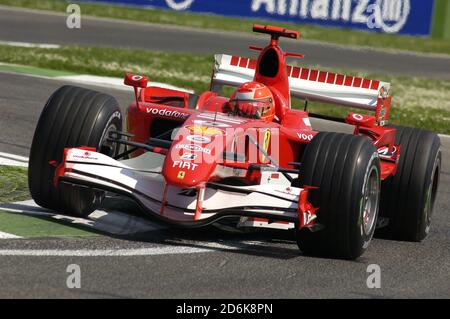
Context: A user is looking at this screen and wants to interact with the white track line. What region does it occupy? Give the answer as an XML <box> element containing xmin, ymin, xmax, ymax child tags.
<box><xmin>0</xmin><ymin>239</ymin><xmax>275</xmax><ymax>256</ymax></box>
<box><xmin>0</xmin><ymin>64</ymin><xmax>193</xmax><ymax>94</ymax></box>
<box><xmin>0</xmin><ymin>40</ymin><xmax>60</xmax><ymax>49</ymax></box>
<box><xmin>0</xmin><ymin>202</ymin><xmax>284</xmax><ymax>256</ymax></box>
<box><xmin>0</xmin><ymin>199</ymin><xmax>164</xmax><ymax>237</ymax></box>
<box><xmin>0</xmin><ymin>152</ymin><xmax>29</xmax><ymax>167</ymax></box>
<box><xmin>0</xmin><ymin>152</ymin><xmax>28</xmax><ymax>161</ymax></box>
<box><xmin>0</xmin><ymin>246</ymin><xmax>212</xmax><ymax>257</ymax></box>
<box><xmin>0</xmin><ymin>231</ymin><xmax>22</xmax><ymax>239</ymax></box>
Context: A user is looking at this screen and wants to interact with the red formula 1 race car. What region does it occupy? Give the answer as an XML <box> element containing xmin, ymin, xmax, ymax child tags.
<box><xmin>28</xmin><ymin>25</ymin><xmax>441</xmax><ymax>259</ymax></box>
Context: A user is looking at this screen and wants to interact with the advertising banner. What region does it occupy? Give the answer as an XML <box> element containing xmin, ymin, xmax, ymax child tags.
<box><xmin>90</xmin><ymin>0</ymin><xmax>435</xmax><ymax>36</ymax></box>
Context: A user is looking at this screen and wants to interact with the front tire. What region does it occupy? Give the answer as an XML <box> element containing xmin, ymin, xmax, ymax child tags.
<box><xmin>28</xmin><ymin>85</ymin><xmax>122</xmax><ymax>216</ymax></box>
<box><xmin>296</xmin><ymin>132</ymin><xmax>381</xmax><ymax>260</ymax></box>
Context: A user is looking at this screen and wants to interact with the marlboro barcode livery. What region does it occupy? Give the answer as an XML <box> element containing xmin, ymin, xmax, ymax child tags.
<box><xmin>28</xmin><ymin>25</ymin><xmax>441</xmax><ymax>259</ymax></box>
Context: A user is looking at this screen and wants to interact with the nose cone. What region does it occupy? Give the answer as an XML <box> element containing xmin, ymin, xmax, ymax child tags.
<box><xmin>162</xmin><ymin>125</ymin><xmax>225</xmax><ymax>188</ymax></box>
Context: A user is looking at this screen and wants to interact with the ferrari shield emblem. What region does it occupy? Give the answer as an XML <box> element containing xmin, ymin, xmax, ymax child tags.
<box><xmin>177</xmin><ymin>171</ymin><xmax>186</xmax><ymax>179</ymax></box>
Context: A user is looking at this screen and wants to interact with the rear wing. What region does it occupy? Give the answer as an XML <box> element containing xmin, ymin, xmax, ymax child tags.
<box><xmin>212</xmin><ymin>54</ymin><xmax>390</xmax><ymax>111</ymax></box>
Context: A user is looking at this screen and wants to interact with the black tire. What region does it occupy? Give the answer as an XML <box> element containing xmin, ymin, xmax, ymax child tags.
<box><xmin>377</xmin><ymin>126</ymin><xmax>441</xmax><ymax>241</ymax></box>
<box><xmin>296</xmin><ymin>132</ymin><xmax>381</xmax><ymax>260</ymax></box>
<box><xmin>28</xmin><ymin>85</ymin><xmax>122</xmax><ymax>216</ymax></box>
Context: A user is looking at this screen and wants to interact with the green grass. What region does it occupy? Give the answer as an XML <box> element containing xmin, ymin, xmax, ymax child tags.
<box><xmin>0</xmin><ymin>209</ymin><xmax>96</xmax><ymax>237</ymax></box>
<box><xmin>0</xmin><ymin>63</ymin><xmax>75</xmax><ymax>77</ymax></box>
<box><xmin>1</xmin><ymin>44</ymin><xmax>449</xmax><ymax>133</ymax></box>
<box><xmin>0</xmin><ymin>165</ymin><xmax>99</xmax><ymax>237</ymax></box>
<box><xmin>0</xmin><ymin>44</ymin><xmax>212</xmax><ymax>92</ymax></box>
<box><xmin>307</xmin><ymin>103</ymin><xmax>450</xmax><ymax>134</ymax></box>
<box><xmin>0</xmin><ymin>165</ymin><xmax>29</xmax><ymax>203</ymax></box>
<box><xmin>1</xmin><ymin>0</ymin><xmax>450</xmax><ymax>56</ymax></box>
<box><xmin>0</xmin><ymin>165</ymin><xmax>96</xmax><ymax>237</ymax></box>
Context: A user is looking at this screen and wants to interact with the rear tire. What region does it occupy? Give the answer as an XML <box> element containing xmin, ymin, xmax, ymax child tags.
<box><xmin>377</xmin><ymin>126</ymin><xmax>441</xmax><ymax>241</ymax></box>
<box><xmin>295</xmin><ymin>132</ymin><xmax>381</xmax><ymax>260</ymax></box>
<box><xmin>28</xmin><ymin>85</ymin><xmax>122</xmax><ymax>216</ymax></box>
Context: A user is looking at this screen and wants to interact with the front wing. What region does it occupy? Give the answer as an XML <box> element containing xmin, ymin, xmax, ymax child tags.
<box><xmin>55</xmin><ymin>148</ymin><xmax>316</xmax><ymax>229</ymax></box>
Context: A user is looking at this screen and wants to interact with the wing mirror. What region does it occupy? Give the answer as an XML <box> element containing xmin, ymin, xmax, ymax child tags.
<box><xmin>124</xmin><ymin>73</ymin><xmax>149</xmax><ymax>107</ymax></box>
<box><xmin>124</xmin><ymin>73</ymin><xmax>148</xmax><ymax>88</ymax></box>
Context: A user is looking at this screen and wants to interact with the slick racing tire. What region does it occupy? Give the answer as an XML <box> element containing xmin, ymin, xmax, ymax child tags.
<box><xmin>296</xmin><ymin>132</ymin><xmax>381</xmax><ymax>260</ymax></box>
<box><xmin>28</xmin><ymin>85</ymin><xmax>122</xmax><ymax>216</ymax></box>
<box><xmin>376</xmin><ymin>126</ymin><xmax>441</xmax><ymax>241</ymax></box>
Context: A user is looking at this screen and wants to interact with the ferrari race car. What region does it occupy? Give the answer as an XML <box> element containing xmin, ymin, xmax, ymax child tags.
<box><xmin>28</xmin><ymin>25</ymin><xmax>441</xmax><ymax>259</ymax></box>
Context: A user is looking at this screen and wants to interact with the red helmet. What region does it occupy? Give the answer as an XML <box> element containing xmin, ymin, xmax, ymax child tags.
<box><xmin>229</xmin><ymin>82</ymin><xmax>275</xmax><ymax>122</ymax></box>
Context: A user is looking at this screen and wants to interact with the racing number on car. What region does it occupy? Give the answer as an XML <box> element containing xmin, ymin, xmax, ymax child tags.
<box><xmin>260</xmin><ymin>129</ymin><xmax>271</xmax><ymax>163</ymax></box>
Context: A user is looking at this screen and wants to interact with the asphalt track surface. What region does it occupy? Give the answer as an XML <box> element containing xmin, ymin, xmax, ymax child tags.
<box><xmin>1</xmin><ymin>6</ymin><xmax>450</xmax><ymax>80</ymax></box>
<box><xmin>0</xmin><ymin>6</ymin><xmax>449</xmax><ymax>298</ymax></box>
<box><xmin>0</xmin><ymin>73</ymin><xmax>449</xmax><ymax>298</ymax></box>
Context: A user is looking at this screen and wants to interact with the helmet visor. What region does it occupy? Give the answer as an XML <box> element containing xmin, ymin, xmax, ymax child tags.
<box><xmin>228</xmin><ymin>98</ymin><xmax>273</xmax><ymax>119</ymax></box>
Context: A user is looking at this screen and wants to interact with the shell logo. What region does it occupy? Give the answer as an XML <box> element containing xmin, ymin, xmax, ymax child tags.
<box><xmin>186</xmin><ymin>125</ymin><xmax>224</xmax><ymax>136</ymax></box>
